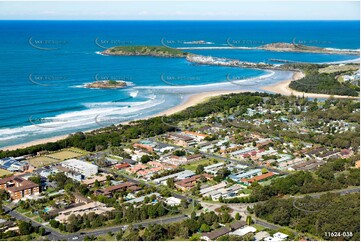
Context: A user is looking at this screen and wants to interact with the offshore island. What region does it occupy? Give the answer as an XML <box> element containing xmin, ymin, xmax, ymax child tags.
<box><xmin>85</xmin><ymin>80</ymin><xmax>127</xmax><ymax>89</ymax></box>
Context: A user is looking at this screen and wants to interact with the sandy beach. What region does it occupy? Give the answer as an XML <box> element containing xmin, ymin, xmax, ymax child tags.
<box><xmin>2</xmin><ymin>71</ymin><xmax>358</xmax><ymax>151</ymax></box>
<box><xmin>1</xmin><ymin>89</ymin><xmax>248</xmax><ymax>151</ymax></box>
<box><xmin>1</xmin><ymin>135</ymin><xmax>69</xmax><ymax>151</ymax></box>
<box><xmin>262</xmin><ymin>71</ymin><xmax>360</xmax><ymax>99</ymax></box>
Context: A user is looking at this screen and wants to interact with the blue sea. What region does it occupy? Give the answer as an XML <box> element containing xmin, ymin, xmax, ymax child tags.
<box><xmin>0</xmin><ymin>21</ymin><xmax>359</xmax><ymax>148</ymax></box>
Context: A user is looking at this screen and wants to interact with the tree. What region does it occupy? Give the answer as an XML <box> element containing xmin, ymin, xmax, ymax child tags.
<box><xmin>94</xmin><ymin>179</ymin><xmax>100</xmax><ymax>188</ymax></box>
<box><xmin>28</xmin><ymin>175</ymin><xmax>42</xmax><ymax>185</ymax></box>
<box><xmin>18</xmin><ymin>221</ymin><xmax>33</xmax><ymax>235</ymax></box>
<box><xmin>261</xmin><ymin>168</ymin><xmax>268</xmax><ymax>174</ymax></box>
<box><xmin>235</xmin><ymin>212</ymin><xmax>241</xmax><ymax>220</ymax></box>
<box><xmin>173</xmin><ymin>150</ymin><xmax>186</xmax><ymax>156</ymax></box>
<box><xmin>196</xmin><ymin>165</ymin><xmax>205</xmax><ymax>175</ymax></box>
<box><xmin>140</xmin><ymin>155</ymin><xmax>152</xmax><ymax>164</ymax></box>
<box><xmin>200</xmin><ymin>223</ymin><xmax>211</xmax><ymax>232</ymax></box>
<box><xmin>38</xmin><ymin>227</ymin><xmax>46</xmax><ymax>236</ymax></box>
<box><xmin>246</xmin><ymin>215</ymin><xmax>252</xmax><ymax>225</ymax></box>
<box><xmin>167</xmin><ymin>178</ymin><xmax>175</xmax><ymax>188</ymax></box>
<box><xmin>50</xmin><ymin>219</ymin><xmax>59</xmax><ymax>228</ymax></box>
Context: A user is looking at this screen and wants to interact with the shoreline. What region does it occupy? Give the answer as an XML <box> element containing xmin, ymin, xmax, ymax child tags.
<box><xmin>1</xmin><ymin>90</ymin><xmax>248</xmax><ymax>151</ymax></box>
<box><xmin>2</xmin><ymin>69</ymin><xmax>359</xmax><ymax>151</ymax></box>
<box><xmin>262</xmin><ymin>72</ymin><xmax>360</xmax><ymax>99</ymax></box>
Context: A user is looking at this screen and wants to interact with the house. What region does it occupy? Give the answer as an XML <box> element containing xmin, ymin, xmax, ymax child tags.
<box><xmin>161</xmin><ymin>155</ymin><xmax>188</xmax><ymax>166</ymax></box>
<box><xmin>0</xmin><ymin>219</ymin><xmax>18</xmax><ymax>233</ymax></box>
<box><xmin>186</xmin><ymin>154</ymin><xmax>203</xmax><ymax>162</ymax></box>
<box><xmin>175</xmin><ymin>174</ymin><xmax>213</xmax><ymax>191</ymax></box>
<box><xmin>229</xmin><ymin>225</ymin><xmax>257</xmax><ymax>237</ymax></box>
<box><xmin>265</xmin><ymin>232</ymin><xmax>289</xmax><ymax>241</ymax></box>
<box><xmin>200</xmin><ymin>182</ymin><xmax>228</xmax><ymax>196</ymax></box>
<box><xmin>0</xmin><ymin>176</ymin><xmax>40</xmax><ymax>200</ymax></box>
<box><xmin>182</xmin><ymin>131</ymin><xmax>208</xmax><ymax>141</ymax></box>
<box><xmin>168</xmin><ymin>133</ymin><xmax>195</xmax><ymax>147</ymax></box>
<box><xmin>241</xmin><ymin>172</ymin><xmax>275</xmax><ymax>185</ymax></box>
<box><xmin>204</xmin><ymin>184</ymin><xmax>244</xmax><ymax>201</ymax></box>
<box><xmin>125</xmin><ymin>192</ymin><xmax>161</xmax><ymax>204</ymax></box>
<box><xmin>73</xmin><ymin>193</ymin><xmax>92</xmax><ymax>204</ymax></box>
<box><xmin>201</xmin><ymin>221</ymin><xmax>246</xmax><ymax>241</ymax></box>
<box><xmin>81</xmin><ymin>173</ymin><xmax>111</xmax><ymax>187</ymax></box>
<box><xmin>125</xmin><ymin>164</ymin><xmax>148</xmax><ymax>174</ymax></box>
<box><xmin>55</xmin><ymin>202</ymin><xmax>114</xmax><ymax>223</ymax></box>
<box><xmin>114</xmin><ymin>163</ymin><xmax>131</xmax><ymax>170</ymax></box>
<box><xmin>229</xmin><ymin>169</ymin><xmax>262</xmax><ymax>182</ymax></box>
<box><xmin>152</xmin><ymin>170</ymin><xmax>195</xmax><ymax>185</ymax></box>
<box><xmin>122</xmin><ymin>158</ymin><xmax>137</xmax><ymax>165</ymax></box>
<box><xmin>133</xmin><ymin>143</ymin><xmax>154</xmax><ymax>152</ymax></box>
<box><xmin>201</xmin><ymin>227</ymin><xmax>230</xmax><ymax>241</ymax></box>
<box><xmin>255</xmin><ymin>231</ymin><xmax>271</xmax><ymax>241</ymax></box>
<box><xmin>95</xmin><ymin>182</ymin><xmax>141</xmax><ymax>196</ymax></box>
<box><xmin>204</xmin><ymin>163</ymin><xmax>225</xmax><ymax>175</ymax></box>
<box><xmin>0</xmin><ymin>157</ymin><xmax>29</xmax><ymax>172</ymax></box>
<box><xmin>165</xmin><ymin>196</ymin><xmax>182</xmax><ymax>206</ymax></box>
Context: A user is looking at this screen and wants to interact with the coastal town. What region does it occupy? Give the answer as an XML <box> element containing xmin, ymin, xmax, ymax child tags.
<box><xmin>0</xmin><ymin>1</ymin><xmax>360</xmax><ymax>241</ymax></box>
<box><xmin>0</xmin><ymin>91</ymin><xmax>359</xmax><ymax>241</ymax></box>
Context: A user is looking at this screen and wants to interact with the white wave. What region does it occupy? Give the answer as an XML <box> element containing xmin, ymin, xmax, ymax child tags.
<box><xmin>318</xmin><ymin>58</ymin><xmax>360</xmax><ymax>64</ymax></box>
<box><xmin>324</xmin><ymin>47</ymin><xmax>360</xmax><ymax>52</ymax></box>
<box><xmin>129</xmin><ymin>90</ymin><xmax>139</xmax><ymax>98</ymax></box>
<box><xmin>125</xmin><ymin>81</ymin><xmax>135</xmax><ymax>87</ymax></box>
<box><xmin>136</xmin><ymin>70</ymin><xmax>277</xmax><ymax>90</ymax></box>
<box><xmin>177</xmin><ymin>46</ymin><xmax>255</xmax><ymax>50</ymax></box>
<box><xmin>0</xmin><ymin>96</ymin><xmax>166</xmax><ymax>144</ymax></box>
<box><xmin>95</xmin><ymin>51</ymin><xmax>106</xmax><ymax>56</ymax></box>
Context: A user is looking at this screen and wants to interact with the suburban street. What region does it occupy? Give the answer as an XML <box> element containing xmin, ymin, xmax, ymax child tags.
<box><xmin>2</xmin><ymin>204</ymin><xmax>187</xmax><ymax>240</ymax></box>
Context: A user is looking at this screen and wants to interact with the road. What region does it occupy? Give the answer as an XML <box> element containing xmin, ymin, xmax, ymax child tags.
<box><xmin>293</xmin><ymin>187</ymin><xmax>360</xmax><ymax>199</ymax></box>
<box><xmin>162</xmin><ymin>140</ymin><xmax>288</xmax><ymax>175</ymax></box>
<box><xmin>2</xmin><ymin>204</ymin><xmax>187</xmax><ymax>241</ymax></box>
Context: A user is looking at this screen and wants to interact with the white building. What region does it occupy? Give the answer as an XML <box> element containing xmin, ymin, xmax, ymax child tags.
<box><xmin>61</xmin><ymin>159</ymin><xmax>98</xmax><ymax>178</ymax></box>
<box><xmin>165</xmin><ymin>197</ymin><xmax>182</xmax><ymax>206</ymax></box>
<box><xmin>229</xmin><ymin>226</ymin><xmax>256</xmax><ymax>237</ymax></box>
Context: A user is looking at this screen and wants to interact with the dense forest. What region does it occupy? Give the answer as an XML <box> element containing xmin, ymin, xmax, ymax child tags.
<box><xmin>254</xmin><ymin>193</ymin><xmax>360</xmax><ymax>241</ymax></box>
<box><xmin>288</xmin><ymin>64</ymin><xmax>359</xmax><ymax>96</ymax></box>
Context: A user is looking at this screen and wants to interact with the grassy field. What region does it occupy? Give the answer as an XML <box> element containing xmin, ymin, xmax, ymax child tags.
<box><xmin>27</xmin><ymin>148</ymin><xmax>88</xmax><ymax>167</ymax></box>
<box><xmin>48</xmin><ymin>148</ymin><xmax>87</xmax><ymax>160</ymax></box>
<box><xmin>27</xmin><ymin>156</ymin><xmax>60</xmax><ymax>168</ymax></box>
<box><xmin>0</xmin><ymin>168</ymin><xmax>12</xmax><ymax>177</ymax></box>
<box><xmin>319</xmin><ymin>64</ymin><xmax>359</xmax><ymax>74</ymax></box>
<box><xmin>181</xmin><ymin>158</ymin><xmax>216</xmax><ymax>171</ymax></box>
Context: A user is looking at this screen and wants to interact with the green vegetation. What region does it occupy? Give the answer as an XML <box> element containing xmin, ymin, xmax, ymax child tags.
<box><xmin>114</xmin><ymin>211</ymin><xmax>233</xmax><ymax>241</ymax></box>
<box><xmin>287</xmin><ymin>64</ymin><xmax>359</xmax><ymax>96</ymax></box>
<box><xmin>254</xmin><ymin>193</ymin><xmax>360</xmax><ymax>241</ymax></box>
<box><xmin>0</xmin><ymin>169</ymin><xmax>12</xmax><ymax>177</ymax></box>
<box><xmin>230</xmin><ymin>158</ymin><xmax>358</xmax><ymax>203</ymax></box>
<box><xmin>103</xmin><ymin>46</ymin><xmax>189</xmax><ymax>58</ymax></box>
<box><xmin>0</xmin><ymin>92</ymin><xmax>359</xmax><ymax>158</ymax></box>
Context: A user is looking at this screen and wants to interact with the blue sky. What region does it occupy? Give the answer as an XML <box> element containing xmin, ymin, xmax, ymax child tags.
<box><xmin>0</xmin><ymin>0</ymin><xmax>359</xmax><ymax>20</ymax></box>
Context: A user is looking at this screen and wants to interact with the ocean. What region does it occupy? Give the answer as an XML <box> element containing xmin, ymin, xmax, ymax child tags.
<box><xmin>0</xmin><ymin>20</ymin><xmax>359</xmax><ymax>148</ymax></box>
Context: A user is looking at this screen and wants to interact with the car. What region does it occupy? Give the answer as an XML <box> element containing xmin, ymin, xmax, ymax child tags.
<box><xmin>72</xmin><ymin>236</ymin><xmax>79</xmax><ymax>240</ymax></box>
